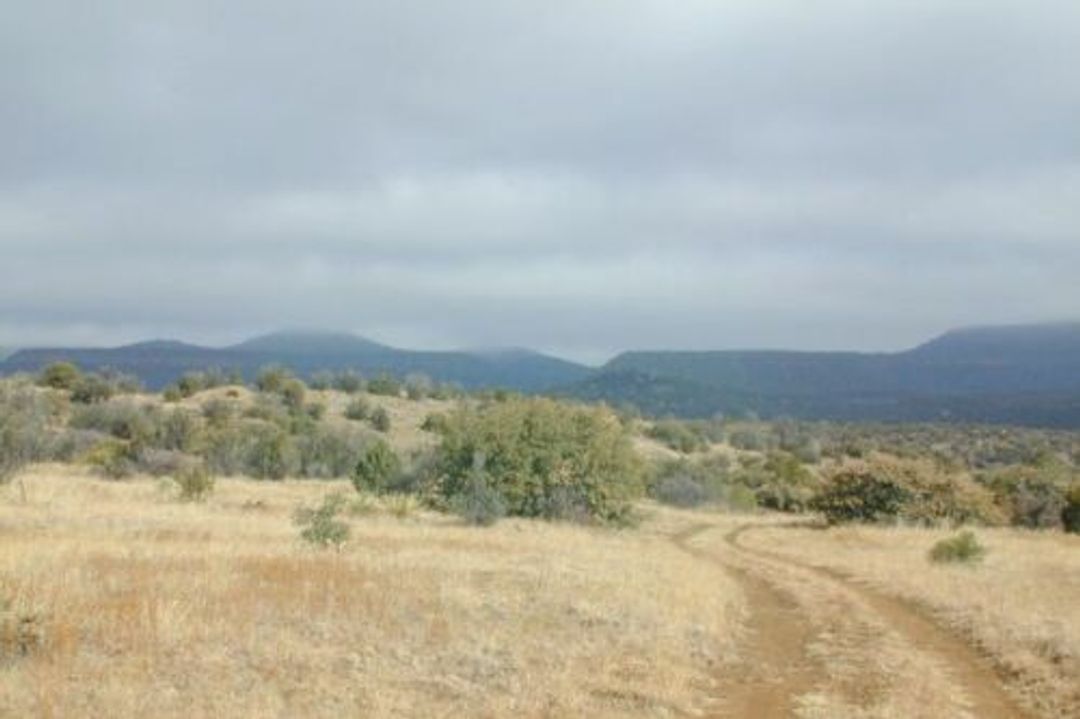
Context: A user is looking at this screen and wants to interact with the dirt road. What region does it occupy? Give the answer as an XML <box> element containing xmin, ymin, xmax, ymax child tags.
<box><xmin>672</xmin><ymin>521</ymin><xmax>1034</xmax><ymax>719</ymax></box>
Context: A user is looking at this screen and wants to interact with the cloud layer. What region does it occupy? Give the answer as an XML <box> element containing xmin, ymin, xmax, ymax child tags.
<box><xmin>2</xmin><ymin>1</ymin><xmax>1079</xmax><ymax>362</ymax></box>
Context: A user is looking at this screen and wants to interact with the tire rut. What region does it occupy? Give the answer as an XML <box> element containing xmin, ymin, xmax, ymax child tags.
<box><xmin>728</xmin><ymin>524</ymin><xmax>1034</xmax><ymax>719</ymax></box>
<box><xmin>672</xmin><ymin>524</ymin><xmax>824</xmax><ymax>718</ymax></box>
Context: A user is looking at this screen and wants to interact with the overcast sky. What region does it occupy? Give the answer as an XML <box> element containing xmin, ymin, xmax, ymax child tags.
<box><xmin>2</xmin><ymin>1</ymin><xmax>1078</xmax><ymax>363</ymax></box>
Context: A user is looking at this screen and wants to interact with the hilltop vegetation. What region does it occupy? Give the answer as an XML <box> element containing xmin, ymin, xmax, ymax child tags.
<box><xmin>6</xmin><ymin>321</ymin><xmax>1080</xmax><ymax>427</ymax></box>
<box><xmin>567</xmin><ymin>322</ymin><xmax>1080</xmax><ymax>427</ymax></box>
<box><xmin>3</xmin><ymin>360</ymin><xmax>1079</xmax><ymax>535</ymax></box>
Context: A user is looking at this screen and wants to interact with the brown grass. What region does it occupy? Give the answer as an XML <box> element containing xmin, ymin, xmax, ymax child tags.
<box><xmin>0</xmin><ymin>466</ymin><xmax>741</xmax><ymax>718</ymax></box>
<box><xmin>740</xmin><ymin>521</ymin><xmax>1080</xmax><ymax>717</ymax></box>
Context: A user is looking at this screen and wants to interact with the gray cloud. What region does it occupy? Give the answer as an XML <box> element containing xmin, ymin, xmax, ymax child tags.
<box><xmin>2</xmin><ymin>0</ymin><xmax>1079</xmax><ymax>363</ymax></box>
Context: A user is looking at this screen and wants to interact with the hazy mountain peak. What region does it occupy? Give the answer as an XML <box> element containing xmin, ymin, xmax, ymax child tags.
<box><xmin>230</xmin><ymin>330</ymin><xmax>388</xmax><ymax>355</ymax></box>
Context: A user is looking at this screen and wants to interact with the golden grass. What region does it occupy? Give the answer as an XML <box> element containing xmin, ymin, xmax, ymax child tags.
<box><xmin>742</xmin><ymin>522</ymin><xmax>1080</xmax><ymax>717</ymax></box>
<box><xmin>0</xmin><ymin>466</ymin><xmax>741</xmax><ymax>718</ymax></box>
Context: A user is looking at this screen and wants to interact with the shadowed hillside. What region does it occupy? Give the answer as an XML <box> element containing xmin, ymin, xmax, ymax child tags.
<box><xmin>0</xmin><ymin>331</ymin><xmax>591</xmax><ymax>392</ymax></box>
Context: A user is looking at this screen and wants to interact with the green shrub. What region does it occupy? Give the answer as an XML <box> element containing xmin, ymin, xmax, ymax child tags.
<box><xmin>810</xmin><ymin>458</ymin><xmax>914</xmax><ymax>524</ymax></box>
<box><xmin>367</xmin><ymin>374</ymin><xmax>401</xmax><ymax>397</ymax></box>
<box><xmin>333</xmin><ymin>371</ymin><xmax>364</xmax><ymax>394</ymax></box>
<box><xmin>38</xmin><ymin>362</ymin><xmax>82</xmax><ymax>390</ymax></box>
<box><xmin>434</xmin><ymin>397</ymin><xmax>643</xmax><ymax>523</ymax></box>
<box><xmin>247</xmin><ymin>426</ymin><xmax>294</xmax><ymax>480</ymax></box>
<box><xmin>645</xmin><ymin>420</ymin><xmax>707</xmax><ymax>453</ymax></box>
<box><xmin>70</xmin><ymin>374</ymin><xmax>115</xmax><ymax>404</ymax></box>
<box><xmin>175</xmin><ymin>463</ymin><xmax>215</xmax><ymax>502</ymax></box>
<box><xmin>1063</xmin><ymin>484</ymin><xmax>1080</xmax><ymax>534</ymax></box>
<box><xmin>352</xmin><ymin>441</ymin><xmax>401</xmax><ymax>494</ymax></box>
<box><xmin>0</xmin><ymin>382</ymin><xmax>50</xmax><ymax>482</ymax></box>
<box><xmin>160</xmin><ymin>408</ymin><xmax>203</xmax><ymax>451</ymax></box>
<box><xmin>420</xmin><ymin>412</ymin><xmax>449</xmax><ymax>434</ymax></box>
<box><xmin>370</xmin><ymin>407</ymin><xmax>392</xmax><ymax>433</ymax></box>
<box><xmin>83</xmin><ymin>438</ymin><xmax>137</xmax><ymax>479</ymax></box>
<box><xmin>255</xmin><ymin>366</ymin><xmax>292</xmax><ymax>393</ymax></box>
<box><xmin>344</xmin><ymin>397</ymin><xmax>371</xmax><ymax>421</ymax></box>
<box><xmin>280</xmin><ymin>379</ymin><xmax>307</xmax><ymax>413</ymax></box>
<box><xmin>928</xmin><ymin>531</ymin><xmax>986</xmax><ymax>564</ymax></box>
<box><xmin>448</xmin><ymin>458</ymin><xmax>505</xmax><ymax>526</ymax></box>
<box><xmin>175</xmin><ymin>372</ymin><xmax>206</xmax><ymax>398</ymax></box>
<box><xmin>404</xmin><ymin>373</ymin><xmax>433</xmax><ymax>401</ymax></box>
<box><xmin>653</xmin><ymin>474</ymin><xmax>709</xmax><ymax>507</ymax></box>
<box><xmin>811</xmin><ymin>455</ymin><xmax>1002</xmax><ymax>526</ymax></box>
<box><xmin>294</xmin><ymin>493</ymin><xmax>350</xmax><ymax>549</ymax></box>
<box><xmin>983</xmin><ymin>466</ymin><xmax>1067</xmax><ymax>529</ymax></box>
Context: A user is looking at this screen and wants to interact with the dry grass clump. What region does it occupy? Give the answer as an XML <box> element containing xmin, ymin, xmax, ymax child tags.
<box><xmin>0</xmin><ymin>466</ymin><xmax>741</xmax><ymax>718</ymax></box>
<box><xmin>743</xmin><ymin>521</ymin><xmax>1080</xmax><ymax>716</ymax></box>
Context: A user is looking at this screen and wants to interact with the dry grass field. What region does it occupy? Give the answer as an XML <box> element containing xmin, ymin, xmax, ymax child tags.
<box><xmin>0</xmin><ymin>466</ymin><xmax>741</xmax><ymax>718</ymax></box>
<box><xmin>740</xmin><ymin>522</ymin><xmax>1080</xmax><ymax>717</ymax></box>
<box><xmin>1</xmin><ymin>412</ymin><xmax>1077</xmax><ymax>717</ymax></box>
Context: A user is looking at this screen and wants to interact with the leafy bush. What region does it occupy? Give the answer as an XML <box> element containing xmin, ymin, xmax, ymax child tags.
<box><xmin>434</xmin><ymin>397</ymin><xmax>643</xmax><ymax>523</ymax></box>
<box><xmin>344</xmin><ymin>397</ymin><xmax>371</xmax><ymax>421</ymax></box>
<box><xmin>1063</xmin><ymin>483</ymin><xmax>1080</xmax><ymax>534</ymax></box>
<box><xmin>38</xmin><ymin>362</ymin><xmax>81</xmax><ymax>390</ymax></box>
<box><xmin>255</xmin><ymin>366</ymin><xmax>293</xmax><ymax>393</ymax></box>
<box><xmin>367</xmin><ymin>374</ymin><xmax>401</xmax><ymax>397</ymax></box>
<box><xmin>448</xmin><ymin>457</ymin><xmax>506</xmax><ymax>525</ymax></box>
<box><xmin>370</xmin><ymin>407</ymin><xmax>392</xmax><ymax>433</ymax></box>
<box><xmin>653</xmin><ymin>474</ymin><xmax>710</xmax><ymax>507</ymax></box>
<box><xmin>404</xmin><ymin>373</ymin><xmax>433</xmax><ymax>401</ymax></box>
<box><xmin>811</xmin><ymin>455</ymin><xmax>1002</xmax><ymax>526</ymax></box>
<box><xmin>83</xmin><ymin>438</ymin><xmax>137</xmax><ymax>479</ymax></box>
<box><xmin>928</xmin><ymin>531</ymin><xmax>986</xmax><ymax>564</ymax></box>
<box><xmin>160</xmin><ymin>408</ymin><xmax>203</xmax><ymax>451</ymax></box>
<box><xmin>982</xmin><ymin>466</ymin><xmax>1068</xmax><ymax>529</ymax></box>
<box><xmin>352</xmin><ymin>440</ymin><xmax>401</xmax><ymax>494</ymax></box>
<box><xmin>70</xmin><ymin>374</ymin><xmax>115</xmax><ymax>404</ymax></box>
<box><xmin>646</xmin><ymin>420</ymin><xmax>707</xmax><ymax>453</ymax></box>
<box><xmin>333</xmin><ymin>371</ymin><xmax>364</xmax><ymax>394</ymax></box>
<box><xmin>294</xmin><ymin>494</ymin><xmax>350</xmax><ymax>549</ymax></box>
<box><xmin>294</xmin><ymin>424</ymin><xmax>369</xmax><ymax>478</ymax></box>
<box><xmin>0</xmin><ymin>382</ymin><xmax>51</xmax><ymax>482</ymax></box>
<box><xmin>175</xmin><ymin>463</ymin><xmax>215</xmax><ymax>502</ymax></box>
<box><xmin>420</xmin><ymin>412</ymin><xmax>449</xmax><ymax>434</ymax></box>
<box><xmin>69</xmin><ymin>400</ymin><xmax>158</xmax><ymax>448</ymax></box>
<box><xmin>247</xmin><ymin>426</ymin><xmax>295</xmax><ymax>480</ymax></box>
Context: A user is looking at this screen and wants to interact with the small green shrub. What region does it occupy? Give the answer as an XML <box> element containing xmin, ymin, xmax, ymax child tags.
<box><xmin>367</xmin><ymin>374</ymin><xmax>401</xmax><ymax>397</ymax></box>
<box><xmin>175</xmin><ymin>464</ymin><xmax>215</xmax><ymax>502</ymax></box>
<box><xmin>70</xmin><ymin>374</ymin><xmax>115</xmax><ymax>404</ymax></box>
<box><xmin>352</xmin><ymin>441</ymin><xmax>401</xmax><ymax>494</ymax></box>
<box><xmin>370</xmin><ymin>407</ymin><xmax>392</xmax><ymax>433</ymax></box>
<box><xmin>344</xmin><ymin>397</ymin><xmax>371</xmax><ymax>421</ymax></box>
<box><xmin>83</xmin><ymin>439</ymin><xmax>137</xmax><ymax>479</ymax></box>
<box><xmin>294</xmin><ymin>493</ymin><xmax>350</xmax><ymax>549</ymax></box>
<box><xmin>38</xmin><ymin>362</ymin><xmax>82</xmax><ymax>390</ymax></box>
<box><xmin>333</xmin><ymin>371</ymin><xmax>364</xmax><ymax>394</ymax></box>
<box><xmin>653</xmin><ymin>475</ymin><xmax>710</xmax><ymax>508</ymax></box>
<box><xmin>928</xmin><ymin>531</ymin><xmax>986</xmax><ymax>564</ymax></box>
<box><xmin>449</xmin><ymin>459</ymin><xmax>505</xmax><ymax>526</ymax></box>
<box><xmin>1063</xmin><ymin>483</ymin><xmax>1080</xmax><ymax>534</ymax></box>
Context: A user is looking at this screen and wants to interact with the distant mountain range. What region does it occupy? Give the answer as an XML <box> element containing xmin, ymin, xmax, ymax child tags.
<box><xmin>565</xmin><ymin>323</ymin><xmax>1080</xmax><ymax>427</ymax></box>
<box><xmin>0</xmin><ymin>330</ymin><xmax>592</xmax><ymax>393</ymax></box>
<box><xmin>4</xmin><ymin>323</ymin><xmax>1080</xmax><ymax>427</ymax></box>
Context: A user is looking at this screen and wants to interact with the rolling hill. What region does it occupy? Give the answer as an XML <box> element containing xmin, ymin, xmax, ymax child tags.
<box><xmin>0</xmin><ymin>330</ymin><xmax>592</xmax><ymax>392</ymax></box>
<box><xmin>563</xmin><ymin>323</ymin><xmax>1080</xmax><ymax>427</ymax></box>
<box><xmin>5</xmin><ymin>322</ymin><xmax>1080</xmax><ymax>426</ymax></box>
